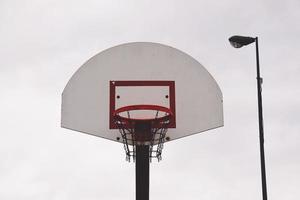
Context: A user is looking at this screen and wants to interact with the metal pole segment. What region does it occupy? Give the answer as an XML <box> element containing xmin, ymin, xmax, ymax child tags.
<box><xmin>136</xmin><ymin>145</ymin><xmax>150</xmax><ymax>200</ymax></box>
<box><xmin>255</xmin><ymin>37</ymin><xmax>268</xmax><ymax>200</ymax></box>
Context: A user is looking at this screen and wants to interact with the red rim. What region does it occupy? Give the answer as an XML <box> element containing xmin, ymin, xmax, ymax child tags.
<box><xmin>113</xmin><ymin>104</ymin><xmax>173</xmax><ymax>122</ymax></box>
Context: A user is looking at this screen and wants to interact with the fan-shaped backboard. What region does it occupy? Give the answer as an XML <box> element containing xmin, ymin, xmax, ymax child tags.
<box><xmin>61</xmin><ymin>42</ymin><xmax>223</xmax><ymax>143</ymax></box>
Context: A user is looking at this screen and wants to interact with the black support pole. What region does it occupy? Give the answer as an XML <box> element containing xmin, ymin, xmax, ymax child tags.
<box><xmin>255</xmin><ymin>37</ymin><xmax>268</xmax><ymax>200</ymax></box>
<box><xmin>136</xmin><ymin>145</ymin><xmax>150</xmax><ymax>200</ymax></box>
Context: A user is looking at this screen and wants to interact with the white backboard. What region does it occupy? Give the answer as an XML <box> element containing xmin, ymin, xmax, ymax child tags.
<box><xmin>61</xmin><ymin>42</ymin><xmax>223</xmax><ymax>144</ymax></box>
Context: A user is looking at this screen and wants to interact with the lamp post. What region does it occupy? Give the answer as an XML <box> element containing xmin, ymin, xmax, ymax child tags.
<box><xmin>229</xmin><ymin>35</ymin><xmax>268</xmax><ymax>200</ymax></box>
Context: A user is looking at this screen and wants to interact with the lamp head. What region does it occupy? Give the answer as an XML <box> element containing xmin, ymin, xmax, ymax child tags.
<box><xmin>229</xmin><ymin>35</ymin><xmax>256</xmax><ymax>48</ymax></box>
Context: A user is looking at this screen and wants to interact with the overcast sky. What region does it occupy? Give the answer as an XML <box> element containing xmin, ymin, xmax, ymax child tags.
<box><xmin>1</xmin><ymin>0</ymin><xmax>300</xmax><ymax>200</ymax></box>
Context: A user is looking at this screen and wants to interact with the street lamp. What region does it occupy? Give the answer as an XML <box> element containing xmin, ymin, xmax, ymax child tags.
<box><xmin>228</xmin><ymin>35</ymin><xmax>268</xmax><ymax>200</ymax></box>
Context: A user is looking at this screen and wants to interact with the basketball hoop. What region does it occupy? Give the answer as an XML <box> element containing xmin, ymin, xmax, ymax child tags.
<box><xmin>113</xmin><ymin>105</ymin><xmax>173</xmax><ymax>162</ymax></box>
<box><xmin>62</xmin><ymin>42</ymin><xmax>224</xmax><ymax>200</ymax></box>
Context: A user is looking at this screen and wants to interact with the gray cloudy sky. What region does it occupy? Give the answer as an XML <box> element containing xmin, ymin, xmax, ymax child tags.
<box><xmin>1</xmin><ymin>0</ymin><xmax>300</xmax><ymax>199</ymax></box>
